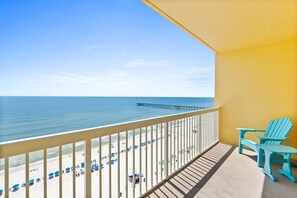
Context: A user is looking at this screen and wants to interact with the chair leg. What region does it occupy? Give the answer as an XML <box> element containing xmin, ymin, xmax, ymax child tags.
<box><xmin>257</xmin><ymin>148</ymin><xmax>264</xmax><ymax>167</ymax></box>
<box><xmin>239</xmin><ymin>143</ymin><xmax>243</xmax><ymax>154</ymax></box>
<box><xmin>238</xmin><ymin>137</ymin><xmax>243</xmax><ymax>154</ymax></box>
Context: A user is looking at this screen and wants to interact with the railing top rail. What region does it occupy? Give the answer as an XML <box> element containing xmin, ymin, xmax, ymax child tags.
<box><xmin>0</xmin><ymin>107</ymin><xmax>219</xmax><ymax>158</ymax></box>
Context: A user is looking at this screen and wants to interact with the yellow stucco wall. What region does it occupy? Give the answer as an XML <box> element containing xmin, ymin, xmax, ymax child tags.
<box><xmin>215</xmin><ymin>37</ymin><xmax>297</xmax><ymax>155</ymax></box>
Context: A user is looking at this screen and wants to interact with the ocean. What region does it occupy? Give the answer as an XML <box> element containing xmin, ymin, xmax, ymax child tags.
<box><xmin>0</xmin><ymin>96</ymin><xmax>213</xmax><ymax>169</ymax></box>
<box><xmin>0</xmin><ymin>96</ymin><xmax>213</xmax><ymax>143</ymax></box>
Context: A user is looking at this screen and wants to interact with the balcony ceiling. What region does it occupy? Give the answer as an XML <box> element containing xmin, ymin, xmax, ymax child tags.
<box><xmin>142</xmin><ymin>0</ymin><xmax>297</xmax><ymax>53</ymax></box>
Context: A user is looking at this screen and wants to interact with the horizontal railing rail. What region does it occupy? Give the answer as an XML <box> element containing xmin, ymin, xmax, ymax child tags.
<box><xmin>0</xmin><ymin>107</ymin><xmax>219</xmax><ymax>198</ymax></box>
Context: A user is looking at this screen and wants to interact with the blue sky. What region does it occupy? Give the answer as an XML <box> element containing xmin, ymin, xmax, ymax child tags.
<box><xmin>0</xmin><ymin>0</ymin><xmax>214</xmax><ymax>97</ymax></box>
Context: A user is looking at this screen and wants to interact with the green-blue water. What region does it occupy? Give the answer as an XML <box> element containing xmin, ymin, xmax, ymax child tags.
<box><xmin>0</xmin><ymin>96</ymin><xmax>213</xmax><ymax>142</ymax></box>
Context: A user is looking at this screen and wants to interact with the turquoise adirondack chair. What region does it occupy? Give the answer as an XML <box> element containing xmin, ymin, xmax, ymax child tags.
<box><xmin>238</xmin><ymin>116</ymin><xmax>293</xmax><ymax>166</ymax></box>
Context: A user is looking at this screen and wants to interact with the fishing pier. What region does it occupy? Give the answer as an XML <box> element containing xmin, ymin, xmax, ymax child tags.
<box><xmin>136</xmin><ymin>103</ymin><xmax>207</xmax><ymax>110</ymax></box>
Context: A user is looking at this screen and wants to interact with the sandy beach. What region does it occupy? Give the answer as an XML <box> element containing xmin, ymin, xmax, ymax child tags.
<box><xmin>0</xmin><ymin>123</ymin><xmax>197</xmax><ymax>198</ymax></box>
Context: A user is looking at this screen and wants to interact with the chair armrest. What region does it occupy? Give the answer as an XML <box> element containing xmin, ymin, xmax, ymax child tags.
<box><xmin>256</xmin><ymin>136</ymin><xmax>288</xmax><ymax>144</ymax></box>
<box><xmin>237</xmin><ymin>128</ymin><xmax>265</xmax><ymax>137</ymax></box>
<box><xmin>237</xmin><ymin>128</ymin><xmax>265</xmax><ymax>132</ymax></box>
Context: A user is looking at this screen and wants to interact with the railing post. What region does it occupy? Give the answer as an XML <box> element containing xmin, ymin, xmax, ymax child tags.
<box><xmin>25</xmin><ymin>152</ymin><xmax>29</xmax><ymax>198</ymax></box>
<box><xmin>145</xmin><ymin>126</ymin><xmax>148</xmax><ymax>192</ymax></box>
<box><xmin>59</xmin><ymin>145</ymin><xmax>62</xmax><ymax>198</ymax></box>
<box><xmin>5</xmin><ymin>157</ymin><xmax>9</xmax><ymax>198</ymax></box>
<box><xmin>99</xmin><ymin>138</ymin><xmax>102</xmax><ymax>198</ymax></box>
<box><xmin>132</xmin><ymin>130</ymin><xmax>135</xmax><ymax>198</ymax></box>
<box><xmin>216</xmin><ymin>110</ymin><xmax>219</xmax><ymax>141</ymax></box>
<box><xmin>43</xmin><ymin>149</ymin><xmax>47</xmax><ymax>198</ymax></box>
<box><xmin>109</xmin><ymin>135</ymin><xmax>112</xmax><ymax>198</ymax></box>
<box><xmin>164</xmin><ymin>122</ymin><xmax>169</xmax><ymax>179</ymax></box>
<box><xmin>125</xmin><ymin>131</ymin><xmax>128</xmax><ymax>198</ymax></box>
<box><xmin>139</xmin><ymin>129</ymin><xmax>142</xmax><ymax>195</ymax></box>
<box><xmin>85</xmin><ymin>139</ymin><xmax>91</xmax><ymax>198</ymax></box>
<box><xmin>117</xmin><ymin>133</ymin><xmax>120</xmax><ymax>198</ymax></box>
<box><xmin>150</xmin><ymin>126</ymin><xmax>153</xmax><ymax>188</ymax></box>
<box><xmin>199</xmin><ymin>115</ymin><xmax>202</xmax><ymax>154</ymax></box>
<box><xmin>72</xmin><ymin>143</ymin><xmax>76</xmax><ymax>198</ymax></box>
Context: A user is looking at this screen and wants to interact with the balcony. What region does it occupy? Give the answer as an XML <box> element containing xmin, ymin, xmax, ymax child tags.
<box><xmin>0</xmin><ymin>108</ymin><xmax>219</xmax><ymax>197</ymax></box>
<box><xmin>145</xmin><ymin>144</ymin><xmax>297</xmax><ymax>198</ymax></box>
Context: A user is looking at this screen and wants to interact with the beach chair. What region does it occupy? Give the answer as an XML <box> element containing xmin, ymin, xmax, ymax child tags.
<box><xmin>238</xmin><ymin>116</ymin><xmax>293</xmax><ymax>166</ymax></box>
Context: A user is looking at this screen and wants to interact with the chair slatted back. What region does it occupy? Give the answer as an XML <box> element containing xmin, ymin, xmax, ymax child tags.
<box><xmin>264</xmin><ymin>116</ymin><xmax>293</xmax><ymax>144</ymax></box>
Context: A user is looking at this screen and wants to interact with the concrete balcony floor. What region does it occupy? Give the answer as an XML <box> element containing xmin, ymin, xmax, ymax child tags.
<box><xmin>144</xmin><ymin>143</ymin><xmax>297</xmax><ymax>198</ymax></box>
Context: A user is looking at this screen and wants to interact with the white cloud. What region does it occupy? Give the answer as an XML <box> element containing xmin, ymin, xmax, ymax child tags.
<box><xmin>182</xmin><ymin>66</ymin><xmax>215</xmax><ymax>92</ymax></box>
<box><xmin>46</xmin><ymin>73</ymin><xmax>105</xmax><ymax>84</ymax></box>
<box><xmin>184</xmin><ymin>66</ymin><xmax>214</xmax><ymax>76</ymax></box>
<box><xmin>39</xmin><ymin>64</ymin><xmax>214</xmax><ymax>97</ymax></box>
<box><xmin>126</xmin><ymin>59</ymin><xmax>175</xmax><ymax>68</ymax></box>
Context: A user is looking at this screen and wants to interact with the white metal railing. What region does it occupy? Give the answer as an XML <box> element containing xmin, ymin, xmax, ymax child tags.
<box><xmin>0</xmin><ymin>107</ymin><xmax>219</xmax><ymax>198</ymax></box>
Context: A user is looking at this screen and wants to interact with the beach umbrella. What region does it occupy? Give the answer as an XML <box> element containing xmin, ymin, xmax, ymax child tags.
<box><xmin>55</xmin><ymin>171</ymin><xmax>59</xmax><ymax>177</ymax></box>
<box><xmin>66</xmin><ymin>167</ymin><xmax>71</xmax><ymax>173</ymax></box>
<box><xmin>48</xmin><ymin>173</ymin><xmax>54</xmax><ymax>179</ymax></box>
<box><xmin>91</xmin><ymin>165</ymin><xmax>99</xmax><ymax>172</ymax></box>
<box><xmin>111</xmin><ymin>159</ymin><xmax>117</xmax><ymax>164</ymax></box>
<box><xmin>29</xmin><ymin>179</ymin><xmax>34</xmax><ymax>186</ymax></box>
<box><xmin>11</xmin><ymin>184</ymin><xmax>19</xmax><ymax>192</ymax></box>
<box><xmin>81</xmin><ymin>162</ymin><xmax>85</xmax><ymax>168</ymax></box>
<box><xmin>0</xmin><ymin>189</ymin><xmax>3</xmax><ymax>196</ymax></box>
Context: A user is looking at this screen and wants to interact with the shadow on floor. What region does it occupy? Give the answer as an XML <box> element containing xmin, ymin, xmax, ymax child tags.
<box><xmin>143</xmin><ymin>143</ymin><xmax>235</xmax><ymax>198</ymax></box>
